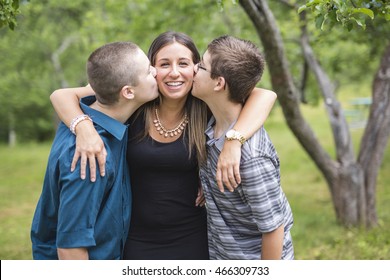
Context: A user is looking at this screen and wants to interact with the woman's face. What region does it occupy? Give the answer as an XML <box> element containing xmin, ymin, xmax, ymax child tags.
<box><xmin>154</xmin><ymin>42</ymin><xmax>195</xmax><ymax>101</ymax></box>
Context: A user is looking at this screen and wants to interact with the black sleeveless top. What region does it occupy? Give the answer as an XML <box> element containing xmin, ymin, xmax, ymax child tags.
<box><xmin>123</xmin><ymin>114</ymin><xmax>209</xmax><ymax>260</ymax></box>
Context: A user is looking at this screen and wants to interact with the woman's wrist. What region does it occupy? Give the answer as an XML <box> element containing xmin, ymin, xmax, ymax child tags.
<box><xmin>70</xmin><ymin>114</ymin><xmax>92</xmax><ymax>135</ymax></box>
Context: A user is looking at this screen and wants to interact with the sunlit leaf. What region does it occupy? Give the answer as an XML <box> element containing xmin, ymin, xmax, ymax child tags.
<box><xmin>353</xmin><ymin>8</ymin><xmax>375</xmax><ymax>19</ymax></box>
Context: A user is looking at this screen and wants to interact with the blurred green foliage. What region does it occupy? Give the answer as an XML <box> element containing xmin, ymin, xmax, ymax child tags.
<box><xmin>0</xmin><ymin>0</ymin><xmax>387</xmax><ymax>143</ymax></box>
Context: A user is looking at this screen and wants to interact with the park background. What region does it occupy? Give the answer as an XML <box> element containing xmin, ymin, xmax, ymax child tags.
<box><xmin>0</xmin><ymin>0</ymin><xmax>389</xmax><ymax>259</ymax></box>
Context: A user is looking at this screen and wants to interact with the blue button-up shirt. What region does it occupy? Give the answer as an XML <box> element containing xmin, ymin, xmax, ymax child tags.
<box><xmin>31</xmin><ymin>96</ymin><xmax>131</xmax><ymax>259</ymax></box>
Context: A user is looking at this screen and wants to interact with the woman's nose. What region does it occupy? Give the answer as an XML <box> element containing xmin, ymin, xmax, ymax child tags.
<box><xmin>169</xmin><ymin>65</ymin><xmax>180</xmax><ymax>77</ymax></box>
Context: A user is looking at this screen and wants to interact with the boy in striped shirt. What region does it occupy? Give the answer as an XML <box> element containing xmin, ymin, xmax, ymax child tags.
<box><xmin>192</xmin><ymin>35</ymin><xmax>294</xmax><ymax>260</ymax></box>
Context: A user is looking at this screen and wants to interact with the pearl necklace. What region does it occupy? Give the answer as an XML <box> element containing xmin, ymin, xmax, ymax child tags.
<box><xmin>153</xmin><ymin>108</ymin><xmax>188</xmax><ymax>138</ymax></box>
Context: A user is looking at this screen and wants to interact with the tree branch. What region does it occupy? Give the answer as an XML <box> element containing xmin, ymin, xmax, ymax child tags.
<box><xmin>51</xmin><ymin>34</ymin><xmax>78</xmax><ymax>88</ymax></box>
<box><xmin>277</xmin><ymin>0</ymin><xmax>296</xmax><ymax>9</ymax></box>
<box><xmin>299</xmin><ymin>10</ymin><xmax>355</xmax><ymax>164</ymax></box>
<box><xmin>358</xmin><ymin>43</ymin><xmax>390</xmax><ymax>225</ymax></box>
<box><xmin>240</xmin><ymin>0</ymin><xmax>338</xmax><ymax>188</ymax></box>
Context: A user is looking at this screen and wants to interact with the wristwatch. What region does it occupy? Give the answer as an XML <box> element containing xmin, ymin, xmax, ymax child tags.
<box><xmin>225</xmin><ymin>129</ymin><xmax>246</xmax><ymax>145</ymax></box>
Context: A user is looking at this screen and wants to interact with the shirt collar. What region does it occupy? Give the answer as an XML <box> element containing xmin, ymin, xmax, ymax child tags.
<box><xmin>80</xmin><ymin>96</ymin><xmax>128</xmax><ymax>141</ymax></box>
<box><xmin>205</xmin><ymin>116</ymin><xmax>236</xmax><ymax>152</ymax></box>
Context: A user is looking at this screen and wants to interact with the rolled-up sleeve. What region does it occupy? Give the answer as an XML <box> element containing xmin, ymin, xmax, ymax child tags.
<box><xmin>240</xmin><ymin>156</ymin><xmax>284</xmax><ymax>233</ymax></box>
<box><xmin>56</xmin><ymin>160</ymin><xmax>109</xmax><ymax>248</ymax></box>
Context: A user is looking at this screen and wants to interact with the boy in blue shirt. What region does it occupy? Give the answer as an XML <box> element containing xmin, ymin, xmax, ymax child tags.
<box><xmin>31</xmin><ymin>41</ymin><xmax>158</xmax><ymax>259</ymax></box>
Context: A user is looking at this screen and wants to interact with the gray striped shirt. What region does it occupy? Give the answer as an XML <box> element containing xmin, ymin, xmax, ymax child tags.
<box><xmin>199</xmin><ymin>118</ymin><xmax>294</xmax><ymax>260</ymax></box>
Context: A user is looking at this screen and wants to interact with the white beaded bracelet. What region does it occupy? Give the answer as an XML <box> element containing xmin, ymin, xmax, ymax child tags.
<box><xmin>69</xmin><ymin>114</ymin><xmax>92</xmax><ymax>135</ymax></box>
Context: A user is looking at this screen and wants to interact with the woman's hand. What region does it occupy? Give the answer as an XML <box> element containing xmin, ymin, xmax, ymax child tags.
<box><xmin>216</xmin><ymin>140</ymin><xmax>242</xmax><ymax>192</ymax></box>
<box><xmin>217</xmin><ymin>87</ymin><xmax>276</xmax><ymax>192</ymax></box>
<box><xmin>71</xmin><ymin>120</ymin><xmax>107</xmax><ymax>182</ymax></box>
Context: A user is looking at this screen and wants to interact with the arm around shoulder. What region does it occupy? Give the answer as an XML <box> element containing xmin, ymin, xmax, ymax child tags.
<box><xmin>50</xmin><ymin>85</ymin><xmax>106</xmax><ymax>181</ymax></box>
<box><xmin>50</xmin><ymin>85</ymin><xmax>95</xmax><ymax>127</ymax></box>
<box><xmin>216</xmin><ymin>88</ymin><xmax>277</xmax><ymax>192</ymax></box>
<box><xmin>234</xmin><ymin>87</ymin><xmax>277</xmax><ymax>139</ymax></box>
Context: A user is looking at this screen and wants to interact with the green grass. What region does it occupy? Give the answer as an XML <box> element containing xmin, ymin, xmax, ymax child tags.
<box><xmin>0</xmin><ymin>143</ymin><xmax>50</xmax><ymax>259</ymax></box>
<box><xmin>266</xmin><ymin>104</ymin><xmax>390</xmax><ymax>260</ymax></box>
<box><xmin>0</xmin><ymin>104</ymin><xmax>389</xmax><ymax>260</ymax></box>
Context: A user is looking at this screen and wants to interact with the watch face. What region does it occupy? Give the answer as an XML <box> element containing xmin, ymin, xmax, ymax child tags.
<box><xmin>226</xmin><ymin>130</ymin><xmax>235</xmax><ymax>138</ymax></box>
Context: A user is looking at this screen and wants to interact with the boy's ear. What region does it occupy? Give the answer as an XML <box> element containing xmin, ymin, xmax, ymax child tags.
<box><xmin>122</xmin><ymin>85</ymin><xmax>135</xmax><ymax>100</ymax></box>
<box><xmin>214</xmin><ymin>76</ymin><xmax>226</xmax><ymax>92</ymax></box>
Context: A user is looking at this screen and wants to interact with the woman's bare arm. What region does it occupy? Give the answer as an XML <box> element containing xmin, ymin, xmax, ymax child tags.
<box><xmin>216</xmin><ymin>88</ymin><xmax>277</xmax><ymax>191</ymax></box>
<box><xmin>50</xmin><ymin>86</ymin><xmax>93</xmax><ymax>126</ymax></box>
<box><xmin>50</xmin><ymin>86</ymin><xmax>106</xmax><ymax>182</ymax></box>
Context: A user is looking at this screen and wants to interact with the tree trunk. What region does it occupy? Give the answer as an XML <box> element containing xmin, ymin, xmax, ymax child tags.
<box><xmin>358</xmin><ymin>42</ymin><xmax>390</xmax><ymax>227</ymax></box>
<box><xmin>297</xmin><ymin>8</ymin><xmax>367</xmax><ymax>226</ymax></box>
<box><xmin>240</xmin><ymin>0</ymin><xmax>390</xmax><ymax>228</ymax></box>
<box><xmin>332</xmin><ymin>163</ymin><xmax>365</xmax><ymax>226</ymax></box>
<box><xmin>8</xmin><ymin>111</ymin><xmax>16</xmax><ymax>147</ymax></box>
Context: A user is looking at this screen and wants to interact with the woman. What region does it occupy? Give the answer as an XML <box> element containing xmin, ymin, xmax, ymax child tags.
<box><xmin>50</xmin><ymin>31</ymin><xmax>277</xmax><ymax>259</ymax></box>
